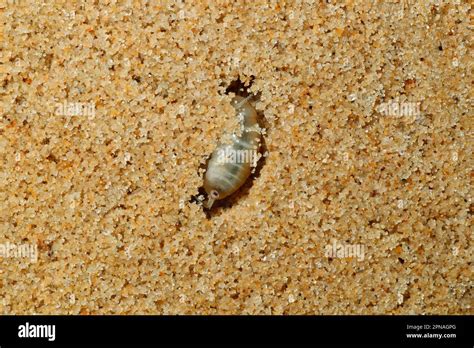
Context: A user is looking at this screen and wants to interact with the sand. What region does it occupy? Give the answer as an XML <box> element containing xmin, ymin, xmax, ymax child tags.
<box><xmin>0</xmin><ymin>0</ymin><xmax>472</xmax><ymax>314</ymax></box>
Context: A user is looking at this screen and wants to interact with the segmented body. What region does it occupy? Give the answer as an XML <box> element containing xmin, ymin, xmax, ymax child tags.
<box><xmin>204</xmin><ymin>95</ymin><xmax>261</xmax><ymax>208</ymax></box>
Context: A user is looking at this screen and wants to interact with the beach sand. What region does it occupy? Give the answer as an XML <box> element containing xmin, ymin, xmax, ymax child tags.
<box><xmin>0</xmin><ymin>0</ymin><xmax>472</xmax><ymax>314</ymax></box>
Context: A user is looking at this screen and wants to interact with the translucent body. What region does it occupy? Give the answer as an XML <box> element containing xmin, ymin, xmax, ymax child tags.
<box><xmin>204</xmin><ymin>96</ymin><xmax>261</xmax><ymax>208</ymax></box>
